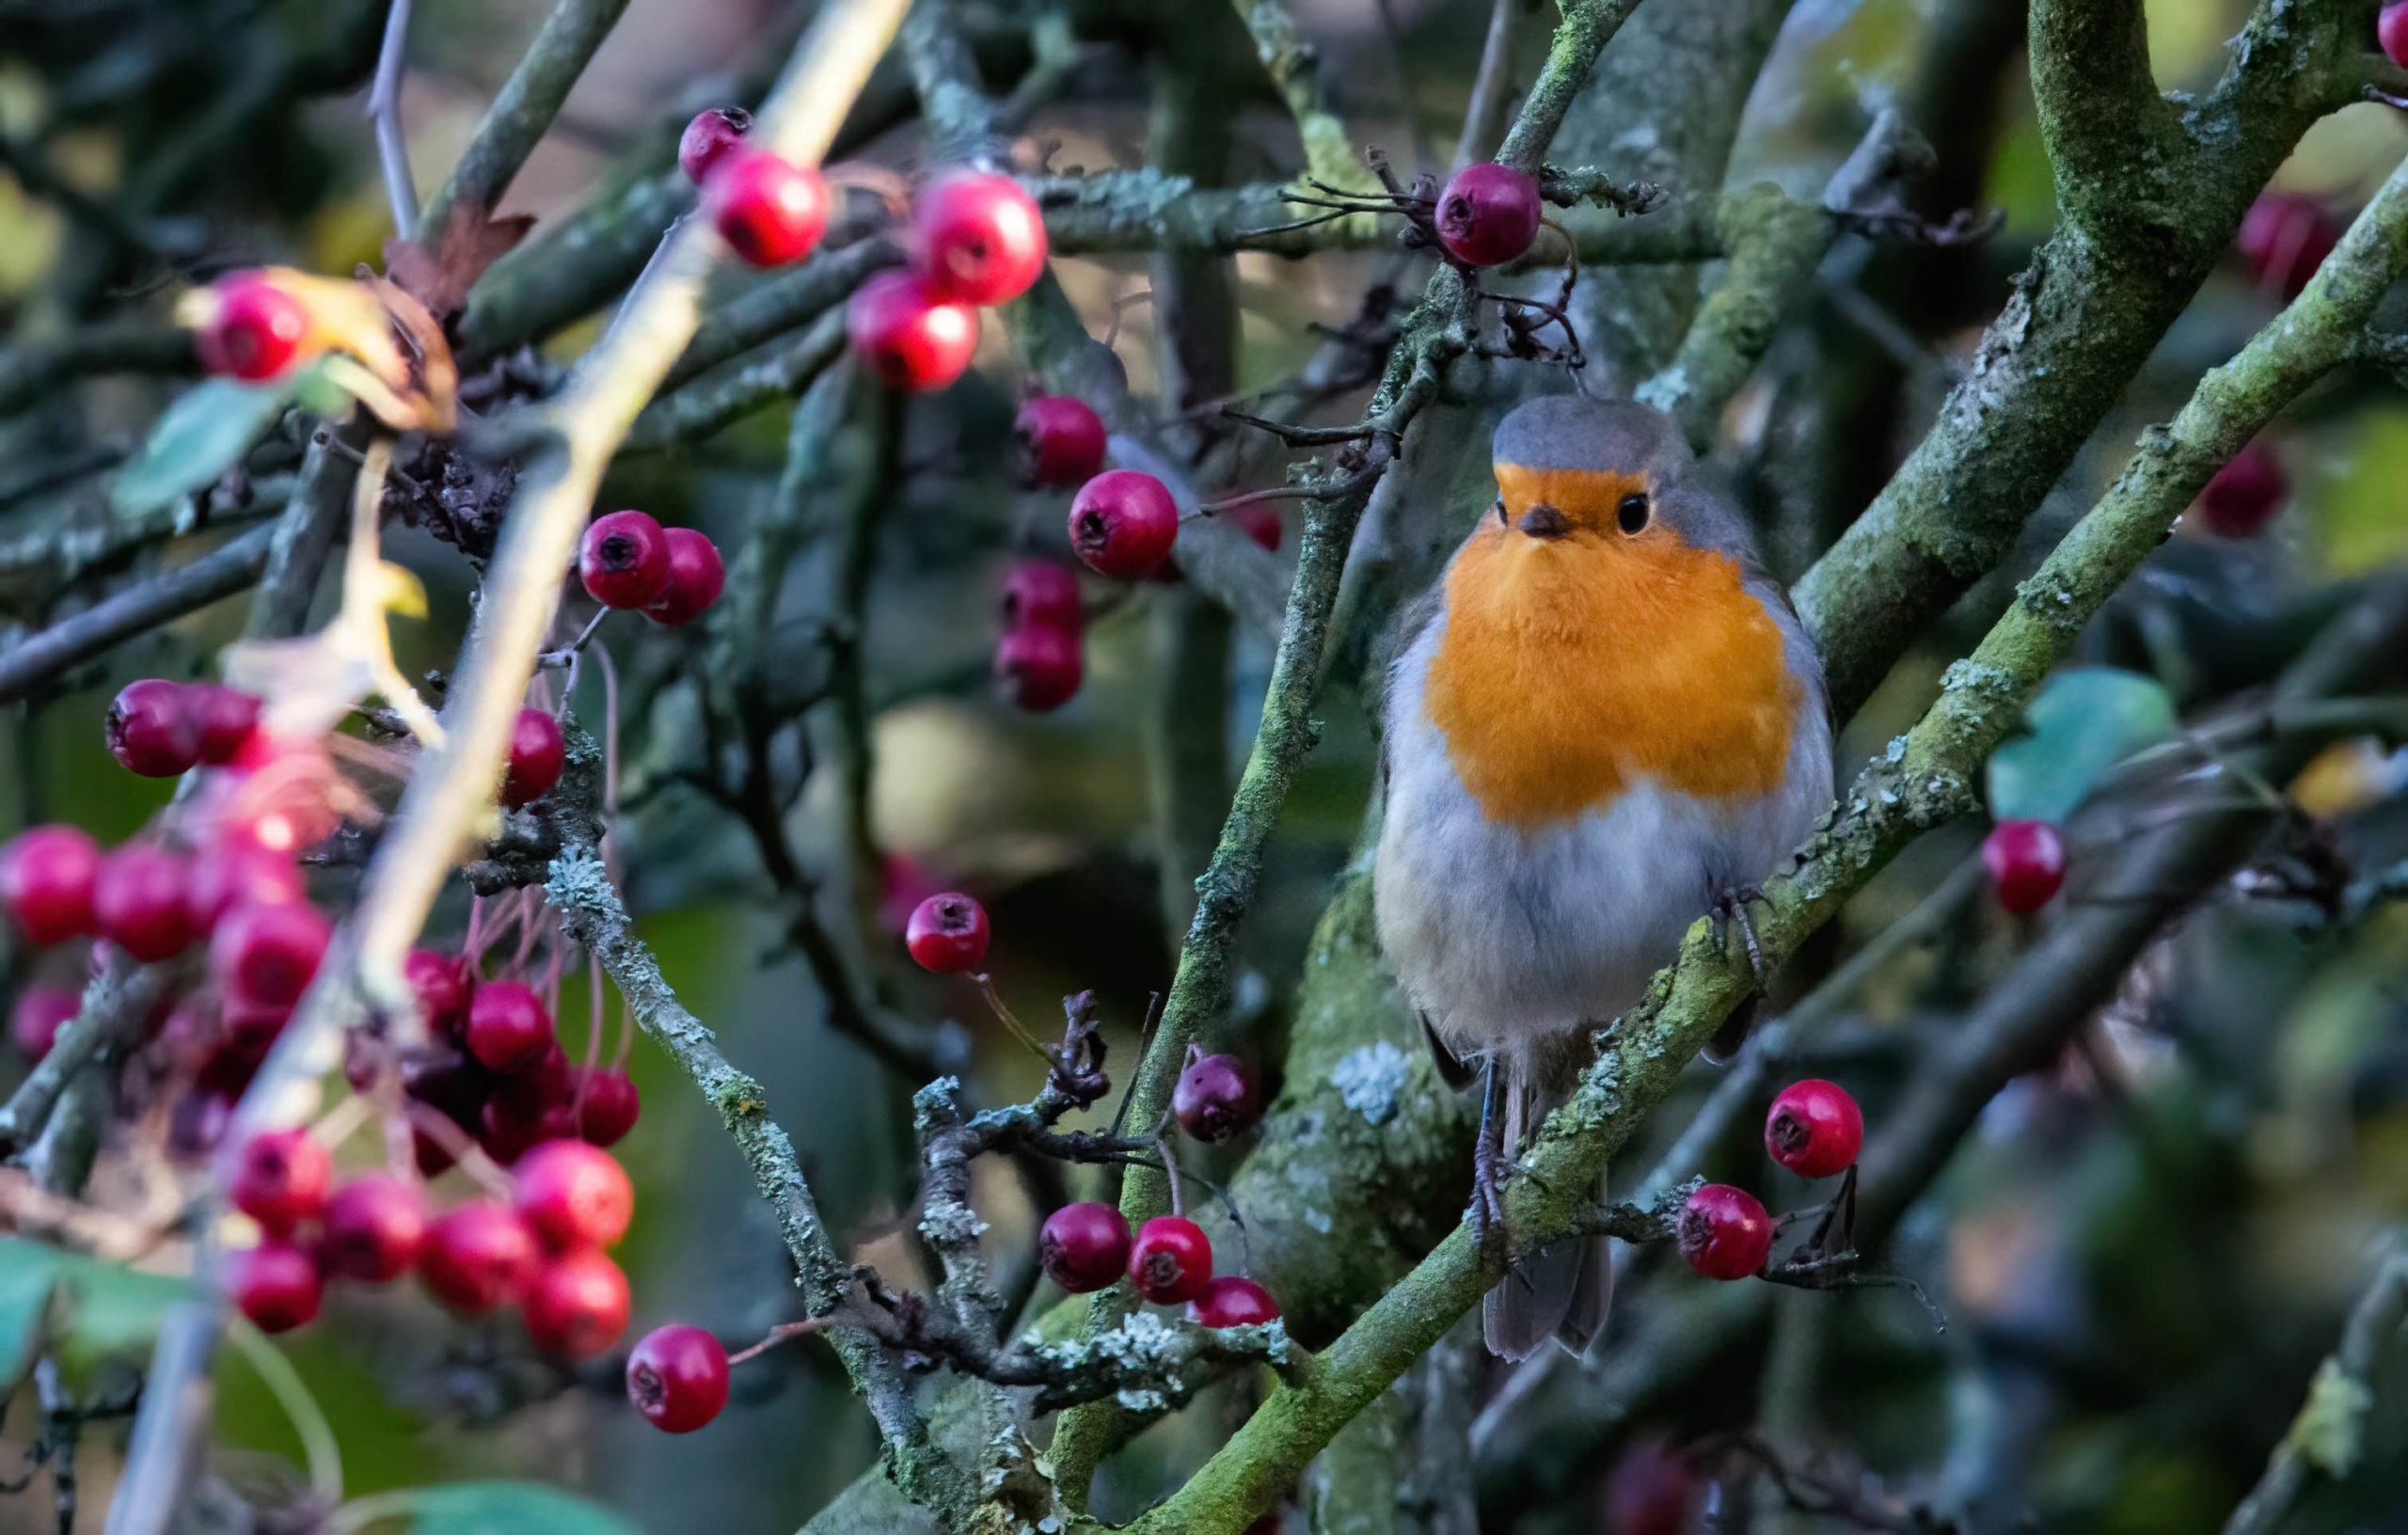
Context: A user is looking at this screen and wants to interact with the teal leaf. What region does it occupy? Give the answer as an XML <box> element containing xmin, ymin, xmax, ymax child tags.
<box><xmin>108</xmin><ymin>377</ymin><xmax>292</xmax><ymax>520</ymax></box>
<box><xmin>1987</xmin><ymin>666</ymin><xmax>2178</xmax><ymax>824</ymax></box>
<box><xmin>404</xmin><ymin>1483</ymin><xmax>641</xmax><ymax>1535</ymax></box>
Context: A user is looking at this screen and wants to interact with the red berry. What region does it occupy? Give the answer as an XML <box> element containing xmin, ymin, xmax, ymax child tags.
<box><xmin>184</xmin><ymin>684</ymin><xmax>261</xmax><ymax>766</ymax></box>
<box><xmin>231</xmin><ymin>1240</ymin><xmax>322</xmax><ymax>1333</ymax></box>
<box><xmin>706</xmin><ymin>151</ymin><xmax>830</xmax><ymax>267</ymax></box>
<box><xmin>571</xmin><ymin>1066</ymin><xmax>642</xmax><ymax>1147</ymax></box>
<box><xmin>1677</xmin><ymin>1183</ymin><xmax>1772</xmax><ymax>1280</ymax></box>
<box><xmin>317</xmin><ymin>1175</ymin><xmax>425</xmax><ymax>1282</ymax></box>
<box><xmin>525</xmin><ymin>1248</ymin><xmax>631</xmax><ymax>1361</ymax></box>
<box><xmin>2387</xmin><ymin>2</ymin><xmax>2408</xmax><ymax>69</ymax></box>
<box><xmin>1015</xmin><ymin>396</ymin><xmax>1108</xmax><ymax>488</ymax></box>
<box><xmin>848</xmin><ymin>270</ymin><xmax>979</xmax><ymax>393</ymax></box>
<box><xmin>995</xmin><ymin>624</ymin><xmax>1083</xmax><ymax>712</ymax></box>
<box><xmin>1764</xmin><ymin>1079</ymin><xmax>1863</xmax><ymax>1179</ymax></box>
<box><xmin>107</xmin><ymin>678</ymin><xmax>198</xmax><ymax>777</ymax></box>
<box><xmin>1128</xmin><ymin>1215</ymin><xmax>1213</xmax><ymax>1305</ymax></box>
<box><xmin>1189</xmin><ymin>1274</ymin><xmax>1279</xmax><ymax>1328</ymax></box>
<box><xmin>642</xmin><ymin>528</ymin><xmax>725</xmax><ymax>626</ymax></box>
<box><xmin>494</xmin><ymin>1037</ymin><xmax>572</xmax><ymax>1120</ymax></box>
<box><xmin>1434</xmin><ymin>163</ymin><xmax>1542</xmax><ymax>267</ymax></box>
<box><xmin>1068</xmin><ymin>470</ymin><xmax>1179</xmax><ymax>577</ymax></box>
<box><xmin>0</xmin><ymin>825</ymin><xmax>100</xmax><ymax>945</ymax></box>
<box><xmin>2194</xmin><ymin>439</ymin><xmax>2286</xmax><ymax>538</ymax></box>
<box><xmin>514</xmin><ymin>1139</ymin><xmax>635</xmax><ymax>1252</ymax></box>
<box><xmin>580</xmin><ymin>510</ymin><xmax>673</xmax><ymax>610</ymax></box>
<box><xmin>465</xmin><ymin>980</ymin><xmax>554</xmax><ymax>1073</ymax></box>
<box><xmin>1982</xmin><ymin>819</ymin><xmax>2066</xmax><ymax>915</ymax></box>
<box><xmin>1001</xmin><ymin>562</ymin><xmax>1084</xmax><ymax>634</ymax></box>
<box><xmin>2238</xmin><ymin>192</ymin><xmax>2339</xmax><ymax>301</ymax></box>
<box><xmin>419</xmin><ymin>1202</ymin><xmax>541</xmax><ymax>1313</ymax></box>
<box><xmin>9</xmin><ymin>988</ymin><xmax>76</xmax><ymax>1060</ymax></box>
<box><xmin>92</xmin><ymin>844</ymin><xmax>195</xmax><ymax>961</ymax></box>
<box><xmin>402</xmin><ymin>1036</ymin><xmax>499</xmax><ymax>1125</ymax></box>
<box><xmin>913</xmin><ymin>171</ymin><xmax>1049</xmax><ymax>307</ymax></box>
<box><xmin>502</xmin><ymin>708</ymin><xmax>565</xmax><ymax>809</ymax></box>
<box><xmin>627</xmin><ymin>1324</ymin><xmax>730</xmax><ymax>1432</ymax></box>
<box><xmin>677</xmin><ymin>105</ymin><xmax>752</xmax><ymax>187</ymax></box>
<box><xmin>211</xmin><ymin>899</ymin><xmax>330</xmax><ymax>1009</ymax></box>
<box><xmin>404</xmin><ymin>949</ymin><xmax>474</xmax><ymax>1037</ymax></box>
<box><xmin>480</xmin><ymin>1096</ymin><xmax>575</xmax><ymax>1165</ymax></box>
<box><xmin>198</xmin><ymin>276</ymin><xmax>310</xmax><ymax>382</ymax></box>
<box><xmin>1231</xmin><ymin>502</ymin><xmax>1282</xmax><ymax>552</ymax></box>
<box><xmin>1604</xmin><ymin>1438</ymin><xmax>1703</xmax><ymax>1535</ymax></box>
<box><xmin>220</xmin><ymin>993</ymin><xmax>293</xmax><ymax>1059</ymax></box>
<box><xmin>905</xmin><ymin>893</ymin><xmax>990</xmax><ymax>973</ymax></box>
<box><xmin>186</xmin><ymin>837</ymin><xmax>304</xmax><ymax>931</ymax></box>
<box><xmin>230</xmin><ymin>1128</ymin><xmax>332</xmax><ymax>1235</ymax></box>
<box><xmin>1038</xmin><ymin>1202</ymin><xmax>1131</xmax><ymax>1293</ymax></box>
<box><xmin>1173</xmin><ymin>1049</ymin><xmax>1259</xmax><ymax>1144</ymax></box>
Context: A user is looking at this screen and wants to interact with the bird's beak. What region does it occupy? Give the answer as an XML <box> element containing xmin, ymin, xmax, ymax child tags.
<box><xmin>1516</xmin><ymin>503</ymin><xmax>1572</xmax><ymax>540</ymax></box>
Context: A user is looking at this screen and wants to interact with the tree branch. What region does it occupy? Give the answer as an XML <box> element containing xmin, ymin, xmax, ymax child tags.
<box><xmin>417</xmin><ymin>0</ymin><xmax>634</xmax><ymax>240</ymax></box>
<box><xmin>0</xmin><ymin>523</ymin><xmax>279</xmax><ymax>705</ymax></box>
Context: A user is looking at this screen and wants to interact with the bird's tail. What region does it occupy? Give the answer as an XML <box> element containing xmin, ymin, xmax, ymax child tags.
<box><xmin>1482</xmin><ymin>1068</ymin><xmax>1610</xmax><ymax>1361</ymax></box>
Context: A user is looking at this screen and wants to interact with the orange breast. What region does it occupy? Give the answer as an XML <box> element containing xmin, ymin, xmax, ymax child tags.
<box><xmin>1422</xmin><ymin>486</ymin><xmax>1799</xmax><ymax>829</ymax></box>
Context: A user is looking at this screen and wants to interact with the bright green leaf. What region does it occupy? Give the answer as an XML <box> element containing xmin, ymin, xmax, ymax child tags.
<box><xmin>404</xmin><ymin>1482</ymin><xmax>641</xmax><ymax>1535</ymax></box>
<box><xmin>108</xmin><ymin>376</ymin><xmax>292</xmax><ymax>520</ymax></box>
<box><xmin>49</xmin><ymin>1249</ymin><xmax>189</xmax><ymax>1371</ymax></box>
<box><xmin>1987</xmin><ymin>667</ymin><xmax>2178</xmax><ymax>825</ymax></box>
<box><xmin>0</xmin><ymin>1240</ymin><xmax>62</xmax><ymax>1391</ymax></box>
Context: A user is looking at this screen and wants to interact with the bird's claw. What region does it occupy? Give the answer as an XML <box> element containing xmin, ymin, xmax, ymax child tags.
<box><xmin>1714</xmin><ymin>883</ymin><xmax>1769</xmax><ymax>993</ymax></box>
<box><xmin>1469</xmin><ymin>1119</ymin><xmax>1511</xmax><ymax>1265</ymax></box>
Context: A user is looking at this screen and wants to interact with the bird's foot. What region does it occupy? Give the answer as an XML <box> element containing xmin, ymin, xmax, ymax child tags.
<box><xmin>1712</xmin><ymin>882</ymin><xmax>1770</xmax><ymax>993</ymax></box>
<box><xmin>1469</xmin><ymin>1116</ymin><xmax>1511</xmax><ymax>1265</ymax></box>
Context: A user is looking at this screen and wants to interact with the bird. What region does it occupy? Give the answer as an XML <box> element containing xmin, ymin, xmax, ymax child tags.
<box><xmin>1372</xmin><ymin>392</ymin><xmax>1832</xmax><ymax>1359</ymax></box>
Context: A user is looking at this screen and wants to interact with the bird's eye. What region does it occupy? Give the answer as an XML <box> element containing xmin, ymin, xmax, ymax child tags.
<box><xmin>1617</xmin><ymin>493</ymin><xmax>1651</xmax><ymax>534</ymax></box>
<box><xmin>1494</xmin><ymin>498</ymin><xmax>1508</xmax><ymax>525</ymax></box>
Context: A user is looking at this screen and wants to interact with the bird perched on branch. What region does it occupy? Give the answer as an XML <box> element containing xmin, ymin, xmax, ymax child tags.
<box><xmin>1374</xmin><ymin>393</ymin><xmax>1832</xmax><ymax>1358</ymax></box>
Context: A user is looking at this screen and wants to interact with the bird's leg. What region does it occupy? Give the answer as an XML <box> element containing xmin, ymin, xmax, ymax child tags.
<box><xmin>1468</xmin><ymin>1057</ymin><xmax>1510</xmax><ymax>1264</ymax></box>
<box><xmin>1712</xmin><ymin>882</ymin><xmax>1770</xmax><ymax>993</ymax></box>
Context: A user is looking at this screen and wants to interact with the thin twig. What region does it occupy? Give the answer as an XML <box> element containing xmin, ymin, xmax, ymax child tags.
<box><xmin>370</xmin><ymin>0</ymin><xmax>419</xmax><ymax>240</ymax></box>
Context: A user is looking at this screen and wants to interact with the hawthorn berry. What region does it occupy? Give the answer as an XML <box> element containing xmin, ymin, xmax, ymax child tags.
<box><xmin>92</xmin><ymin>844</ymin><xmax>195</xmax><ymax>961</ymax></box>
<box><xmin>913</xmin><ymin>171</ymin><xmax>1049</xmax><ymax>306</ymax></box>
<box><xmin>905</xmin><ymin>893</ymin><xmax>990</xmax><ymax>973</ymax></box>
<box><xmin>317</xmin><ymin>1175</ymin><xmax>425</xmax><ymax>1282</ymax></box>
<box><xmin>1001</xmin><ymin>562</ymin><xmax>1084</xmax><ymax>635</ymax></box>
<box><xmin>465</xmin><ymin>980</ymin><xmax>554</xmax><ymax>1074</ymax></box>
<box><xmin>405</xmin><ymin>949</ymin><xmax>474</xmax><ymax>1037</ymax></box>
<box><xmin>211</xmin><ymin>899</ymin><xmax>330</xmax><ymax>1009</ymax></box>
<box><xmin>1014</xmin><ymin>396</ymin><xmax>1108</xmax><ymax>488</ymax></box>
<box><xmin>1189</xmin><ymin>1274</ymin><xmax>1279</xmax><ymax>1328</ymax></box>
<box><xmin>1982</xmin><ymin>819</ymin><xmax>2066</xmax><ymax>915</ymax></box>
<box><xmin>678</xmin><ymin>105</ymin><xmax>752</xmax><ymax>187</ymax></box>
<box><xmin>642</xmin><ymin>528</ymin><xmax>726</xmax><ymax>626</ymax></box>
<box><xmin>107</xmin><ymin>678</ymin><xmax>198</xmax><ymax>778</ymax></box>
<box><xmin>182</xmin><ymin>683</ymin><xmax>262</xmax><ymax>765</ymax></box>
<box><xmin>524</xmin><ymin>1249</ymin><xmax>632</xmax><ymax>1360</ymax></box>
<box><xmin>571</xmin><ymin>1066</ymin><xmax>642</xmax><ymax>1147</ymax></box>
<box><xmin>1677</xmin><ymin>1183</ymin><xmax>1771</xmax><ymax>1280</ymax></box>
<box><xmin>230</xmin><ymin>1128</ymin><xmax>332</xmax><ymax>1235</ymax></box>
<box><xmin>1434</xmin><ymin>163</ymin><xmax>1542</xmax><ymax>268</ymax></box>
<box><xmin>2194</xmin><ymin>440</ymin><xmax>2286</xmax><ymax>538</ymax></box>
<box><xmin>627</xmin><ymin>1324</ymin><xmax>730</xmax><ymax>1432</ymax></box>
<box><xmin>995</xmin><ymin>624</ymin><xmax>1083</xmax><ymax>712</ymax></box>
<box><xmin>514</xmin><ymin>1139</ymin><xmax>635</xmax><ymax>1252</ymax></box>
<box><xmin>1038</xmin><ymin>1202</ymin><xmax>1131</xmax><ymax>1293</ymax></box>
<box><xmin>9</xmin><ymin>989</ymin><xmax>77</xmax><ymax>1060</ymax></box>
<box><xmin>220</xmin><ymin>994</ymin><xmax>293</xmax><ymax>1059</ymax></box>
<box><xmin>198</xmin><ymin>275</ymin><xmax>310</xmax><ymax>382</ymax></box>
<box><xmin>480</xmin><ymin>1097</ymin><xmax>575</xmax><ymax>1166</ymax></box>
<box><xmin>493</xmin><ymin>1038</ymin><xmax>572</xmax><ymax>1121</ymax></box>
<box><xmin>185</xmin><ymin>838</ymin><xmax>304</xmax><ymax>931</ymax></box>
<box><xmin>1231</xmin><ymin>502</ymin><xmax>1282</xmax><ymax>552</ymax></box>
<box><xmin>580</xmin><ymin>510</ymin><xmax>673</xmax><ymax>610</ymax></box>
<box><xmin>2238</xmin><ymin>192</ymin><xmax>2338</xmax><ymax>301</ymax></box>
<box><xmin>1765</xmin><ymin>1079</ymin><xmax>1863</xmax><ymax>1179</ymax></box>
<box><xmin>0</xmin><ymin>825</ymin><xmax>100</xmax><ymax>945</ymax></box>
<box><xmin>1173</xmin><ymin>1049</ymin><xmax>1259</xmax><ymax>1144</ymax></box>
<box><xmin>231</xmin><ymin>1240</ymin><xmax>322</xmax><ymax>1333</ymax></box>
<box><xmin>1128</xmin><ymin>1215</ymin><xmax>1213</xmax><ymax>1305</ymax></box>
<box><xmin>402</xmin><ymin>1036</ymin><xmax>500</xmax><ymax>1127</ymax></box>
<box><xmin>1604</xmin><ymin>1438</ymin><xmax>1703</xmax><ymax>1535</ymax></box>
<box><xmin>848</xmin><ymin>270</ymin><xmax>980</xmax><ymax>393</ymax></box>
<box><xmin>1069</xmin><ymin>470</ymin><xmax>1179</xmax><ymax>578</ymax></box>
<box><xmin>706</xmin><ymin>151</ymin><xmax>831</xmax><ymax>267</ymax></box>
<box><xmin>420</xmin><ymin>1202</ymin><xmax>542</xmax><ymax>1312</ymax></box>
<box><xmin>502</xmin><ymin>708</ymin><xmax>566</xmax><ymax>809</ymax></box>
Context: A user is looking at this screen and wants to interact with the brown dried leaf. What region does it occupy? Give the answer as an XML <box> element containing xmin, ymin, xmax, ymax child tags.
<box><xmin>380</xmin><ymin>204</ymin><xmax>535</xmax><ymax>318</ymax></box>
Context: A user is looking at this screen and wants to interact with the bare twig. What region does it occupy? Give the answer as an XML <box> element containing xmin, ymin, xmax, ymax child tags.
<box><xmin>370</xmin><ymin>0</ymin><xmax>419</xmax><ymax>239</ymax></box>
<box><xmin>0</xmin><ymin>524</ymin><xmax>279</xmax><ymax>705</ymax></box>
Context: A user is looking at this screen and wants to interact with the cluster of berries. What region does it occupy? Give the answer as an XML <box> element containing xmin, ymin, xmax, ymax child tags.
<box><xmin>685</xmin><ymin>106</ymin><xmax>1049</xmax><ymax>394</ymax></box>
<box><xmin>1676</xmin><ymin>1079</ymin><xmax>1862</xmax><ymax>1281</ymax></box>
<box><xmin>577</xmin><ymin>509</ymin><xmax>725</xmax><ymax>626</ymax></box>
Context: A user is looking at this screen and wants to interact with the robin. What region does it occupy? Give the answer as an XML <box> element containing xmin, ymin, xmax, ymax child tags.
<box><xmin>1373</xmin><ymin>393</ymin><xmax>1833</xmax><ymax>1359</ymax></box>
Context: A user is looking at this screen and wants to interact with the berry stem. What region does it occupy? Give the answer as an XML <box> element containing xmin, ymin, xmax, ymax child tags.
<box><xmin>973</xmin><ymin>973</ymin><xmax>1049</xmax><ymax>1060</ymax></box>
<box><xmin>724</xmin><ymin>1317</ymin><xmax>830</xmax><ymax>1367</ymax></box>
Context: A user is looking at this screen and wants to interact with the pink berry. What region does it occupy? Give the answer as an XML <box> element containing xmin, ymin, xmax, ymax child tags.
<box><xmin>1068</xmin><ymin>470</ymin><xmax>1179</xmax><ymax>577</ymax></box>
<box><xmin>1434</xmin><ymin>163</ymin><xmax>1542</xmax><ymax>267</ymax></box>
<box><xmin>913</xmin><ymin>171</ymin><xmax>1049</xmax><ymax>307</ymax></box>
<box><xmin>502</xmin><ymin>708</ymin><xmax>565</xmax><ymax>809</ymax></box>
<box><xmin>2194</xmin><ymin>439</ymin><xmax>2286</xmax><ymax>538</ymax></box>
<box><xmin>0</xmin><ymin>825</ymin><xmax>100</xmax><ymax>945</ymax></box>
<box><xmin>1173</xmin><ymin>1048</ymin><xmax>1259</xmax><ymax>1144</ymax></box>
<box><xmin>465</xmin><ymin>980</ymin><xmax>553</xmax><ymax>1074</ymax></box>
<box><xmin>514</xmin><ymin>1139</ymin><xmax>635</xmax><ymax>1252</ymax></box>
<box><xmin>525</xmin><ymin>1249</ymin><xmax>631</xmax><ymax>1361</ymax></box>
<box><xmin>995</xmin><ymin>625</ymin><xmax>1082</xmax><ymax>712</ymax></box>
<box><xmin>185</xmin><ymin>837</ymin><xmax>304</xmax><ymax>931</ymax></box>
<box><xmin>2238</xmin><ymin>192</ymin><xmax>2339</xmax><ymax>301</ymax></box>
<box><xmin>571</xmin><ymin>1066</ymin><xmax>642</xmax><ymax>1147</ymax></box>
<box><xmin>1764</xmin><ymin>1079</ymin><xmax>1863</xmax><ymax>1179</ymax></box>
<box><xmin>677</xmin><ymin>105</ymin><xmax>752</xmax><ymax>188</ymax></box>
<box><xmin>106</xmin><ymin>678</ymin><xmax>198</xmax><ymax>777</ymax></box>
<box><xmin>1128</xmin><ymin>1215</ymin><xmax>1213</xmax><ymax>1305</ymax></box>
<box><xmin>9</xmin><ymin>988</ymin><xmax>77</xmax><ymax>1060</ymax></box>
<box><xmin>480</xmin><ymin>1096</ymin><xmax>575</xmax><ymax>1166</ymax></box>
<box><xmin>642</xmin><ymin>528</ymin><xmax>725</xmax><ymax>627</ymax></box>
<box><xmin>183</xmin><ymin>684</ymin><xmax>262</xmax><ymax>766</ymax></box>
<box><xmin>419</xmin><ymin>1202</ymin><xmax>541</xmax><ymax>1313</ymax></box>
<box><xmin>1000</xmin><ymin>562</ymin><xmax>1083</xmax><ymax>634</ymax></box>
<box><xmin>1231</xmin><ymin>503</ymin><xmax>1282</xmax><ymax>552</ymax></box>
<box><xmin>211</xmin><ymin>899</ymin><xmax>330</xmax><ymax>1009</ymax></box>
<box><xmin>198</xmin><ymin>276</ymin><xmax>310</xmax><ymax>382</ymax></box>
<box><xmin>2387</xmin><ymin>3</ymin><xmax>2408</xmax><ymax>69</ymax></box>
<box><xmin>230</xmin><ymin>1128</ymin><xmax>332</xmax><ymax>1235</ymax></box>
<box><xmin>1189</xmin><ymin>1274</ymin><xmax>1279</xmax><ymax>1328</ymax></box>
<box><xmin>1038</xmin><ymin>1202</ymin><xmax>1131</xmax><ymax>1293</ymax></box>
<box><xmin>317</xmin><ymin>1175</ymin><xmax>425</xmax><ymax>1282</ymax></box>
<box><xmin>848</xmin><ymin>270</ymin><xmax>979</xmax><ymax>393</ymax></box>
<box><xmin>220</xmin><ymin>993</ymin><xmax>293</xmax><ymax>1059</ymax></box>
<box><xmin>1677</xmin><ymin>1184</ymin><xmax>1772</xmax><ymax>1280</ymax></box>
<box><xmin>231</xmin><ymin>1240</ymin><xmax>322</xmax><ymax>1333</ymax></box>
<box><xmin>91</xmin><ymin>844</ymin><xmax>194</xmax><ymax>961</ymax></box>
<box><xmin>1605</xmin><ymin>1439</ymin><xmax>1704</xmax><ymax>1535</ymax></box>
<box><xmin>1982</xmin><ymin>819</ymin><xmax>2066</xmax><ymax>915</ymax></box>
<box><xmin>580</xmin><ymin>510</ymin><xmax>673</xmax><ymax>610</ymax></box>
<box><xmin>494</xmin><ymin>1037</ymin><xmax>571</xmax><ymax>1120</ymax></box>
<box><xmin>1015</xmin><ymin>396</ymin><xmax>1108</xmax><ymax>488</ymax></box>
<box><xmin>905</xmin><ymin>893</ymin><xmax>990</xmax><ymax>973</ymax></box>
<box><xmin>404</xmin><ymin>949</ymin><xmax>474</xmax><ymax>1037</ymax></box>
<box><xmin>627</xmin><ymin>1324</ymin><xmax>730</xmax><ymax>1432</ymax></box>
<box><xmin>706</xmin><ymin>151</ymin><xmax>830</xmax><ymax>268</ymax></box>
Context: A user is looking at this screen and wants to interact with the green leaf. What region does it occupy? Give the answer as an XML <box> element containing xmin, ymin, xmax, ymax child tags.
<box><xmin>48</xmin><ymin>1247</ymin><xmax>189</xmax><ymax>1371</ymax></box>
<box><xmin>404</xmin><ymin>1483</ymin><xmax>640</xmax><ymax>1535</ymax></box>
<box><xmin>0</xmin><ymin>1240</ymin><xmax>63</xmax><ymax>1391</ymax></box>
<box><xmin>1987</xmin><ymin>666</ymin><xmax>2178</xmax><ymax>824</ymax></box>
<box><xmin>108</xmin><ymin>376</ymin><xmax>292</xmax><ymax>520</ymax></box>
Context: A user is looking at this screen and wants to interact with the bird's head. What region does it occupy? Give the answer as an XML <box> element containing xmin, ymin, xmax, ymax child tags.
<box><xmin>1484</xmin><ymin>395</ymin><xmax>1751</xmax><ymax>560</ymax></box>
